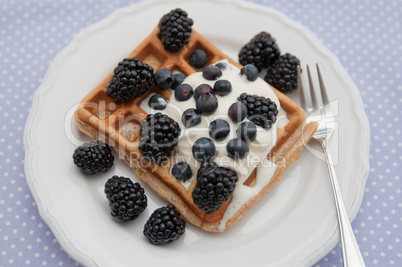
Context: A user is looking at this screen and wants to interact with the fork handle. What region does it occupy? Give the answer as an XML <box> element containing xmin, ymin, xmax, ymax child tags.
<box><xmin>319</xmin><ymin>140</ymin><xmax>366</xmax><ymax>267</ymax></box>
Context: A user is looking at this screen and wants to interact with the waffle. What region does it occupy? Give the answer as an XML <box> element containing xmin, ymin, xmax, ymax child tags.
<box><xmin>74</xmin><ymin>26</ymin><xmax>318</xmax><ymax>232</ymax></box>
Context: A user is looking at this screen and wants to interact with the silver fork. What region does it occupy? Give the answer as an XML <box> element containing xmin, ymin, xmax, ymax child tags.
<box><xmin>298</xmin><ymin>64</ymin><xmax>365</xmax><ymax>267</ymax></box>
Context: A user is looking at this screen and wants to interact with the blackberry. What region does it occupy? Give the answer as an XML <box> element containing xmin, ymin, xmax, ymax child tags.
<box><xmin>192</xmin><ymin>164</ymin><xmax>238</xmax><ymax>212</ymax></box>
<box><xmin>73</xmin><ymin>140</ymin><xmax>114</xmax><ymax>175</ymax></box>
<box><xmin>264</xmin><ymin>53</ymin><xmax>300</xmax><ymax>94</ymax></box>
<box><xmin>139</xmin><ymin>113</ymin><xmax>181</xmax><ymax>165</ymax></box>
<box><xmin>158</xmin><ymin>8</ymin><xmax>193</xmax><ymax>52</ymax></box>
<box><xmin>238</xmin><ymin>32</ymin><xmax>280</xmax><ymax>71</ymax></box>
<box><xmin>104</xmin><ymin>176</ymin><xmax>147</xmax><ymax>221</ymax></box>
<box><xmin>143</xmin><ymin>204</ymin><xmax>186</xmax><ymax>245</ymax></box>
<box><xmin>238</xmin><ymin>93</ymin><xmax>278</xmax><ymax>129</ymax></box>
<box><xmin>105</xmin><ymin>57</ymin><xmax>154</xmax><ymax>105</ymax></box>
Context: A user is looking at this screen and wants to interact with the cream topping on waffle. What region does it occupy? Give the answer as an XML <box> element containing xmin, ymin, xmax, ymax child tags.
<box><xmin>176</xmin><ymin>63</ymin><xmax>276</xmax><ymax>174</ymax></box>
<box><xmin>140</xmin><ymin>60</ymin><xmax>287</xmax><ymax>230</ymax></box>
<box><xmin>141</xmin><ymin>60</ymin><xmax>283</xmax><ymax>182</ymax></box>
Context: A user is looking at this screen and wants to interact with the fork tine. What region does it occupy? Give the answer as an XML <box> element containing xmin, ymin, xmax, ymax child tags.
<box><xmin>316</xmin><ymin>64</ymin><xmax>329</xmax><ymax>106</ymax></box>
<box><xmin>307</xmin><ymin>65</ymin><xmax>318</xmax><ymax>110</ymax></box>
<box><xmin>297</xmin><ymin>66</ymin><xmax>308</xmax><ymax>111</ymax></box>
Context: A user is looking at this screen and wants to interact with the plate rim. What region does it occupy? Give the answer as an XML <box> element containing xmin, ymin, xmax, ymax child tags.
<box><xmin>23</xmin><ymin>0</ymin><xmax>371</xmax><ymax>266</ymax></box>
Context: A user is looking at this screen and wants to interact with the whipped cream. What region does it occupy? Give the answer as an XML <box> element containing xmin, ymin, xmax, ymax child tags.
<box><xmin>165</xmin><ymin>61</ymin><xmax>281</xmax><ymax>181</ymax></box>
<box><xmin>140</xmin><ymin>60</ymin><xmax>287</xmax><ymax>230</ymax></box>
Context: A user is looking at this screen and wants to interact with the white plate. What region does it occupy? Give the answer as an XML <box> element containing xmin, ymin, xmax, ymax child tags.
<box><xmin>24</xmin><ymin>0</ymin><xmax>370</xmax><ymax>266</ymax></box>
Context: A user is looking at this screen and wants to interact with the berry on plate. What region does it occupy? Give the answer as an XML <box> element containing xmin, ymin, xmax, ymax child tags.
<box><xmin>104</xmin><ymin>176</ymin><xmax>147</xmax><ymax>221</ymax></box>
<box><xmin>143</xmin><ymin>204</ymin><xmax>186</xmax><ymax>245</ymax></box>
<box><xmin>73</xmin><ymin>140</ymin><xmax>114</xmax><ymax>175</ymax></box>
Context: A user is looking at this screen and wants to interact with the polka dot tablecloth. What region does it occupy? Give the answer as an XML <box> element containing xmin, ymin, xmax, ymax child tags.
<box><xmin>0</xmin><ymin>0</ymin><xmax>400</xmax><ymax>266</ymax></box>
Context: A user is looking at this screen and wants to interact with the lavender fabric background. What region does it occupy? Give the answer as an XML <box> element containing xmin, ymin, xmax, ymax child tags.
<box><xmin>0</xmin><ymin>0</ymin><xmax>401</xmax><ymax>266</ymax></box>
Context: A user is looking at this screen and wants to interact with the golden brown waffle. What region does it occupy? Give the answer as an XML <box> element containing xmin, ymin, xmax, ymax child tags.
<box><xmin>74</xmin><ymin>26</ymin><xmax>318</xmax><ymax>232</ymax></box>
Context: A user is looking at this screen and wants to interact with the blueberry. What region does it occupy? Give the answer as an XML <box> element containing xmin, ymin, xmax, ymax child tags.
<box><xmin>214</xmin><ymin>80</ymin><xmax>232</xmax><ymax>96</ymax></box>
<box><xmin>154</xmin><ymin>68</ymin><xmax>173</xmax><ymax>90</ymax></box>
<box><xmin>171</xmin><ymin>73</ymin><xmax>186</xmax><ymax>89</ymax></box>
<box><xmin>175</xmin><ymin>84</ymin><xmax>193</xmax><ymax>101</ymax></box>
<box><xmin>209</xmin><ymin>119</ymin><xmax>230</xmax><ymax>141</ymax></box>
<box><xmin>202</xmin><ymin>66</ymin><xmax>222</xmax><ymax>80</ymax></box>
<box><xmin>194</xmin><ymin>84</ymin><xmax>215</xmax><ymax>100</ymax></box>
<box><xmin>240</xmin><ymin>64</ymin><xmax>259</xmax><ymax>81</ymax></box>
<box><xmin>215</xmin><ymin>62</ymin><xmax>226</xmax><ymax>70</ymax></box>
<box><xmin>227</xmin><ymin>138</ymin><xmax>249</xmax><ymax>160</ymax></box>
<box><xmin>192</xmin><ymin>137</ymin><xmax>216</xmax><ymax>162</ymax></box>
<box><xmin>171</xmin><ymin>162</ymin><xmax>193</xmax><ymax>181</ymax></box>
<box><xmin>236</xmin><ymin>122</ymin><xmax>257</xmax><ymax>142</ymax></box>
<box><xmin>188</xmin><ymin>49</ymin><xmax>208</xmax><ymax>69</ymax></box>
<box><xmin>148</xmin><ymin>94</ymin><xmax>168</xmax><ymax>110</ymax></box>
<box><xmin>196</xmin><ymin>93</ymin><xmax>218</xmax><ymax>115</ymax></box>
<box><xmin>182</xmin><ymin>108</ymin><xmax>202</xmax><ymax>128</ymax></box>
<box><xmin>228</xmin><ymin>102</ymin><xmax>248</xmax><ymax>122</ymax></box>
